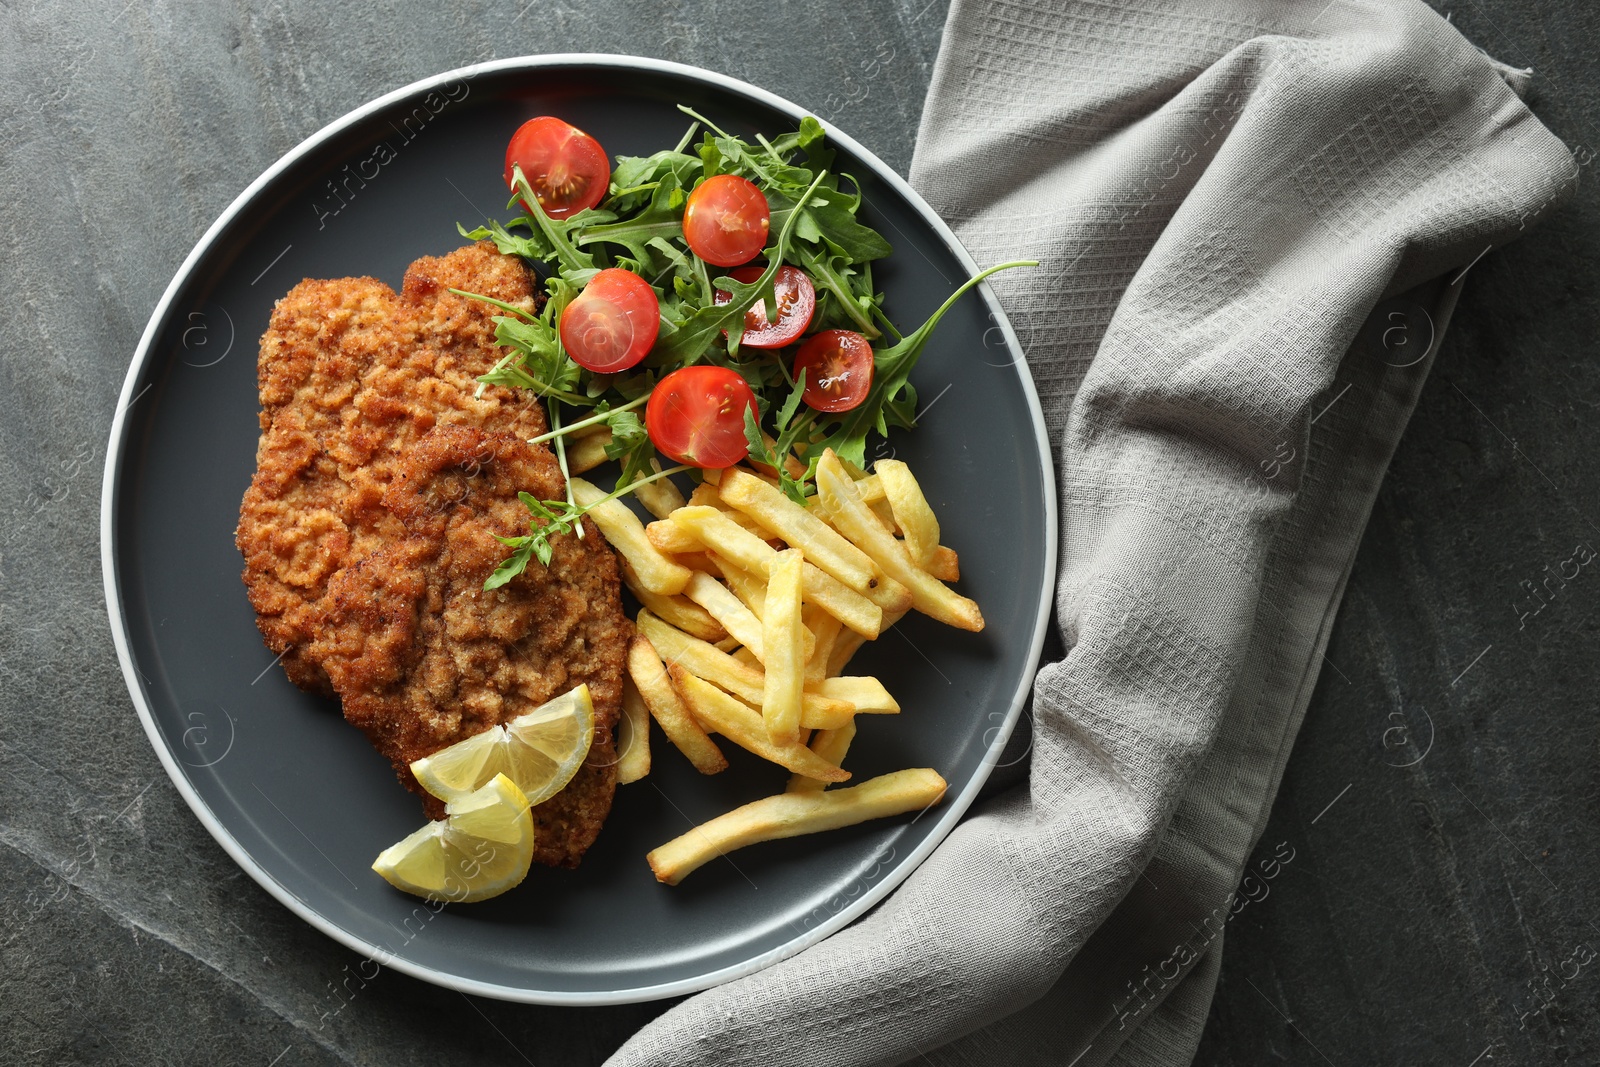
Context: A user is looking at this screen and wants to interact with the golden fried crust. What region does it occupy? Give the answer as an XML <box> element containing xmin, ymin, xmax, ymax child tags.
<box><xmin>236</xmin><ymin>244</ymin><xmax>629</xmax><ymax>867</ymax></box>
<box><xmin>317</xmin><ymin>427</ymin><xmax>628</xmax><ymax>868</ymax></box>
<box><xmin>237</xmin><ymin>242</ymin><xmax>549</xmax><ymax>692</ymax></box>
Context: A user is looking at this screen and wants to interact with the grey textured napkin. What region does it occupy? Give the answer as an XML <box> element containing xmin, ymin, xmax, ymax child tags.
<box><xmin>609</xmin><ymin>2</ymin><xmax>1575</xmax><ymax>1065</ymax></box>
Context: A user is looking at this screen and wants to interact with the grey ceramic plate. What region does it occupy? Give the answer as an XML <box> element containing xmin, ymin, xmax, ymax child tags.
<box><xmin>100</xmin><ymin>55</ymin><xmax>1056</xmax><ymax>1005</ymax></box>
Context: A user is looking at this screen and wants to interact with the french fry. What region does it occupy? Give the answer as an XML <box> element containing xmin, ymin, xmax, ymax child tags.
<box><xmin>686</xmin><ymin>481</ymin><xmax>727</xmax><ymax>509</ymax></box>
<box><xmin>637</xmin><ymin>610</ymin><xmax>854</xmax><ymax>729</ymax></box>
<box><xmin>783</xmin><ymin>707</ymin><xmax>844</xmax><ymax>732</ymax></box>
<box><xmin>565</xmin><ymin>427</ymin><xmax>612</xmax><ymax>474</ymax></box>
<box><xmin>647</xmin><ymin>767</ymin><xmax>947</xmax><ymax>884</ymax></box>
<box><xmin>815</xmin><ymin>453</ymin><xmax>984</xmax><ymax>632</ymax></box>
<box><xmin>804</xmin><ymin>607</ymin><xmax>840</xmax><ymax>685</ymax></box>
<box><xmin>678</xmin><ymin>550</ymin><xmax>721</xmax><ymax>575</ymax></box>
<box><xmin>926</xmin><ymin>545</ymin><xmax>960</xmax><ymax>583</ymax></box>
<box><xmin>815</xmin><ymin>482</ymin><xmax>891</xmax><ymax>532</ymax></box>
<box><xmin>669</xmin><ymin>668</ymin><xmax>849</xmax><ymax>784</ymax></box>
<box><xmin>814</xmin><ymin>675</ymin><xmax>899</xmax><ymax>714</ymax></box>
<box><xmin>718</xmin><ymin>468</ymin><xmax>876</xmax><ymax>592</ymax></box>
<box><xmin>762</xmin><ymin>549</ymin><xmax>805</xmax><ymax>745</ymax></box>
<box><xmin>570</xmin><ymin>477</ymin><xmax>690</xmax><ymax>595</ymax></box>
<box><xmin>869</xmin><ymin>498</ymin><xmax>898</xmax><ymax>534</ymax></box>
<box><xmin>686</xmin><ymin>570</ymin><xmax>815</xmax><ymax>662</ymax></box>
<box><xmin>684</xmin><ymin>483</ymin><xmax>771</xmax><ymax>518</ymax></box>
<box><xmin>852</xmin><ymin>472</ymin><xmax>885</xmax><ymax>504</ymax></box>
<box><xmin>620</xmin><ymin>561</ymin><xmax>726</xmax><ymax>642</ymax></box>
<box><xmin>627</xmin><ymin>635</ymin><xmax>727</xmax><ymax>775</ymax></box>
<box><xmin>645</xmin><ymin>518</ymin><xmax>701</xmax><ymax>555</ymax></box>
<box><xmin>876</xmin><ymin>460</ymin><xmax>939</xmax><ymax>568</ymax></box>
<box><xmin>616</xmin><ymin>679</ymin><xmax>651</xmax><ymax>784</ymax></box>
<box><xmin>578</xmin><ymin>446</ymin><xmax>978</xmax><ymax>880</ymax></box>
<box><xmin>679</xmin><ymin>547</ymin><xmax>796</xmax><ymax>627</ymax></box>
<box><xmin>683</xmin><ymin>572</ymin><xmax>766</xmax><ymax>659</ymax></box>
<box><xmin>645</xmin><ymin>508</ymin><xmax>764</xmax><ymax>555</ymax></box>
<box><xmin>787</xmin><ymin>718</ymin><xmax>857</xmax><ymax>793</ymax></box>
<box><xmin>787</xmin><ymin>495</ymin><xmax>909</xmax><ymax>612</ymax></box>
<box><xmin>669</xmin><ymin>507</ymin><xmax>883</xmax><ymax>638</ymax></box>
<box><xmin>863</xmin><ymin>571</ymin><xmax>914</xmax><ymax>614</ymax></box>
<box><xmin>718</xmin><ymin>560</ymin><xmax>767</xmax><ymax>619</ymax></box>
<box><xmin>634</xmin><ymin>459</ymin><xmax>688</xmax><ymax>520</ymax></box>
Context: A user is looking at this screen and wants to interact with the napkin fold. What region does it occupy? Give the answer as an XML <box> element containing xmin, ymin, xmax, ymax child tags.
<box><xmin>609</xmin><ymin>2</ymin><xmax>1575</xmax><ymax>1064</ymax></box>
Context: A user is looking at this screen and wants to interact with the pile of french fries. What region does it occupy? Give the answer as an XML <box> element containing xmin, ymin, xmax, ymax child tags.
<box><xmin>570</xmin><ymin>448</ymin><xmax>982</xmax><ymax>885</ymax></box>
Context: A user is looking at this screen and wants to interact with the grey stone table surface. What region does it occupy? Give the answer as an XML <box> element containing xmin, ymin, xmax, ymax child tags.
<box><xmin>1</xmin><ymin>1</ymin><xmax>1595</xmax><ymax>1064</ymax></box>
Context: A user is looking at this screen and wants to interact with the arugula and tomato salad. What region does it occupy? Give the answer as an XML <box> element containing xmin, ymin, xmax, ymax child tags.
<box><xmin>456</xmin><ymin>109</ymin><xmax>1030</xmax><ymax>585</ymax></box>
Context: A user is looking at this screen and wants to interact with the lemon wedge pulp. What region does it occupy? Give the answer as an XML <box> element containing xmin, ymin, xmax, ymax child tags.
<box><xmin>371</xmin><ymin>774</ymin><xmax>534</xmax><ymax>903</ymax></box>
<box><xmin>409</xmin><ymin>684</ymin><xmax>596</xmax><ymax>807</ymax></box>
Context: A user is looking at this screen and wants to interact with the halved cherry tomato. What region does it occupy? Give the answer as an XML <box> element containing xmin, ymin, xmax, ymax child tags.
<box><xmin>794</xmin><ymin>330</ymin><xmax>874</xmax><ymax>413</ymax></box>
<box><xmin>682</xmin><ymin>174</ymin><xmax>770</xmax><ymax>267</ymax></box>
<box><xmin>646</xmin><ymin>366</ymin><xmax>759</xmax><ymax>469</ymax></box>
<box><xmin>559</xmin><ymin>269</ymin><xmax>660</xmax><ymax>373</ymax></box>
<box><xmin>504</xmin><ymin>116</ymin><xmax>611</xmax><ymax>220</ymax></box>
<box><xmin>712</xmin><ymin>265</ymin><xmax>817</xmax><ymax>349</ymax></box>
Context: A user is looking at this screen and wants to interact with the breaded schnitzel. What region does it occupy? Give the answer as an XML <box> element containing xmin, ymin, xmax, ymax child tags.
<box><xmin>236</xmin><ymin>243</ymin><xmax>628</xmax><ymax>867</ymax></box>
<box><xmin>315</xmin><ymin>425</ymin><xmax>626</xmax><ymax>867</ymax></box>
<box><xmin>237</xmin><ymin>242</ymin><xmax>548</xmax><ymax>694</ymax></box>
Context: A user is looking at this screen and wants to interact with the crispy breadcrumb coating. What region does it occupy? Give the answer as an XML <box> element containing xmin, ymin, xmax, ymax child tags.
<box><xmin>236</xmin><ymin>243</ymin><xmax>628</xmax><ymax>867</ymax></box>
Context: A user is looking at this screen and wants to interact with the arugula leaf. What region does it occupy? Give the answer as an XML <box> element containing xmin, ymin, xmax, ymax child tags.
<box><xmin>795</xmin><ymin>244</ymin><xmax>881</xmax><ymax>338</ymax></box>
<box><xmin>484</xmin><ymin>492</ymin><xmax>584</xmax><ymax>588</ymax></box>
<box><xmin>763</xmin><ymin>115</ymin><xmax>827</xmax><ymax>161</ymax></box>
<box><xmin>602</xmin><ymin>408</ymin><xmax>647</xmax><ymax>452</ymax></box>
<box><xmin>446</xmin><ymin>286</ymin><xmax>537</xmax><ymax>321</ymax></box>
<box><xmin>601</xmin><ymin>406</ymin><xmax>656</xmax><ymax>488</ymax></box>
<box><xmin>615</xmin><ymin>442</ymin><xmax>657</xmax><ymax>491</ymax></box>
<box><xmin>651</xmin><ymin>171</ymin><xmax>828</xmax><ymax>366</ymax></box>
<box><xmin>528</xmin><ymin>395</ymin><xmax>649</xmax><ymax>446</ymax></box>
<box><xmin>792</xmin><ymin>197</ymin><xmax>892</xmax><ymax>264</ymax></box>
<box><xmin>742</xmin><ymin>372</ymin><xmax>813</xmax><ymax>504</ymax></box>
<box><xmin>578</xmin><ymin>172</ymin><xmax>689</xmax><ymax>268</ymax></box>
<box><xmin>607</xmin><ymin>147</ymin><xmax>700</xmax><ymax>213</ymax></box>
<box><xmin>690</xmin><ymin>124</ymin><xmax>818</xmax><ymax>194</ymax></box>
<box><xmin>775</xmin><ymin>368</ymin><xmax>807</xmax><ymax>432</ymax></box>
<box><xmin>743</xmin><ymin>407</ymin><xmax>784</xmax><ymax>478</ymax></box>
<box><xmin>814</xmin><ymin>260</ymin><xmax>1036</xmax><ymax>467</ymax></box>
<box><xmin>644</xmin><ymin>236</ymin><xmax>707</xmax><ymax>302</ymax></box>
<box><xmin>484</xmin><ymin>540</ymin><xmax>537</xmax><ymax>590</ymax></box>
<box><xmin>458</xmin><ymin>219</ymin><xmax>546</xmax><ymax>262</ymax></box>
<box><xmin>466</xmin><ymin>109</ymin><xmax>1010</xmax><ymax>573</ymax></box>
<box><xmin>473</xmin><ymin>313</ymin><xmax>589</xmax><ymax>404</ymax></box>
<box><xmin>483</xmin><ymin>468</ymin><xmax>689</xmax><ymax>589</ymax></box>
<box><xmin>507</xmin><ymin>166</ymin><xmax>597</xmax><ymax>274</ymax></box>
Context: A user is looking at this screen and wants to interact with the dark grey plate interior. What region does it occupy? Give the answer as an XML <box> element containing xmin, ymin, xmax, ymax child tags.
<box><xmin>101</xmin><ymin>55</ymin><xmax>1055</xmax><ymax>1004</ymax></box>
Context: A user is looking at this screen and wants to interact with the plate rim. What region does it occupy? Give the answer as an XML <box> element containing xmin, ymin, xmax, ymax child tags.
<box><xmin>99</xmin><ymin>52</ymin><xmax>1058</xmax><ymax>1006</ymax></box>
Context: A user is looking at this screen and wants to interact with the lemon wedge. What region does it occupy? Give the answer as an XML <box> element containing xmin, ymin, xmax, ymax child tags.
<box><xmin>371</xmin><ymin>774</ymin><xmax>534</xmax><ymax>903</ymax></box>
<box><xmin>410</xmin><ymin>684</ymin><xmax>596</xmax><ymax>807</ymax></box>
